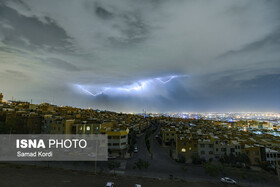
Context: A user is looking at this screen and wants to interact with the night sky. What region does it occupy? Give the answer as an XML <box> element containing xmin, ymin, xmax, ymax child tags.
<box><xmin>0</xmin><ymin>0</ymin><xmax>280</xmax><ymax>112</ymax></box>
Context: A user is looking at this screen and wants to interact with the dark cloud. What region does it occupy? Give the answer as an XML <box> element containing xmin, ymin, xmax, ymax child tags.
<box><xmin>0</xmin><ymin>3</ymin><xmax>73</xmax><ymax>52</ymax></box>
<box><xmin>0</xmin><ymin>70</ymin><xmax>29</xmax><ymax>81</ymax></box>
<box><xmin>95</xmin><ymin>4</ymin><xmax>114</xmax><ymax>19</ymax></box>
<box><xmin>0</xmin><ymin>46</ymin><xmax>27</xmax><ymax>55</ymax></box>
<box><xmin>219</xmin><ymin>29</ymin><xmax>280</xmax><ymax>59</ymax></box>
<box><xmin>36</xmin><ymin>57</ymin><xmax>80</xmax><ymax>71</ymax></box>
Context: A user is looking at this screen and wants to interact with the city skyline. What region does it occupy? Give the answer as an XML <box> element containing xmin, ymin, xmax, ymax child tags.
<box><xmin>1</xmin><ymin>0</ymin><xmax>280</xmax><ymax>112</ymax></box>
<box><xmin>2</xmin><ymin>92</ymin><xmax>280</xmax><ymax>115</ymax></box>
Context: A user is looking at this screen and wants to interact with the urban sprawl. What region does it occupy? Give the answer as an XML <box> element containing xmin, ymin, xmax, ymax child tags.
<box><xmin>0</xmin><ymin>93</ymin><xmax>280</xmax><ymax>173</ymax></box>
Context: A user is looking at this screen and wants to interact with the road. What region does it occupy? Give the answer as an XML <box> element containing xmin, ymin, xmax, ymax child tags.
<box><xmin>125</xmin><ymin>123</ymin><xmax>217</xmax><ymax>181</ymax></box>
<box><xmin>0</xmin><ymin>163</ymin><xmax>225</xmax><ymax>187</ymax></box>
<box><xmin>124</xmin><ymin>122</ymin><xmax>279</xmax><ymax>187</ymax></box>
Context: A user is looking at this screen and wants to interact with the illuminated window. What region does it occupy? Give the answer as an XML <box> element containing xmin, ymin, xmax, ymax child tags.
<box><xmin>181</xmin><ymin>148</ymin><xmax>186</xmax><ymax>152</ymax></box>
<box><xmin>86</xmin><ymin>126</ymin><xmax>90</xmax><ymax>131</ymax></box>
<box><xmin>79</xmin><ymin>126</ymin><xmax>83</xmax><ymax>131</ymax></box>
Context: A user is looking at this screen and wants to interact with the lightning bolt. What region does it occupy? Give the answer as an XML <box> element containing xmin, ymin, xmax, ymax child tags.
<box><xmin>76</xmin><ymin>85</ymin><xmax>109</xmax><ymax>96</ymax></box>
<box><xmin>118</xmin><ymin>81</ymin><xmax>149</xmax><ymax>92</ymax></box>
<box><xmin>156</xmin><ymin>75</ymin><xmax>177</xmax><ymax>84</ymax></box>
<box><xmin>74</xmin><ymin>74</ymin><xmax>187</xmax><ymax>97</ymax></box>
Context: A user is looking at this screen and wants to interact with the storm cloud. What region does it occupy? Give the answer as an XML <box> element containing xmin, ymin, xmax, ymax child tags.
<box><xmin>0</xmin><ymin>0</ymin><xmax>280</xmax><ymax>112</ymax></box>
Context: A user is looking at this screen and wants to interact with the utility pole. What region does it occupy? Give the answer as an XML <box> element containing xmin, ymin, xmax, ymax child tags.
<box><xmin>94</xmin><ymin>139</ymin><xmax>98</xmax><ymax>174</ymax></box>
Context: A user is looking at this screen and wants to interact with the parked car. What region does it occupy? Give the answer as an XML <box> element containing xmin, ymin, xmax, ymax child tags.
<box><xmin>105</xmin><ymin>182</ymin><xmax>114</xmax><ymax>187</ymax></box>
<box><xmin>134</xmin><ymin>145</ymin><xmax>138</xmax><ymax>153</ymax></box>
<box><xmin>134</xmin><ymin>146</ymin><xmax>138</xmax><ymax>153</ymax></box>
<box><xmin>135</xmin><ymin>184</ymin><xmax>141</xmax><ymax>187</ymax></box>
<box><xmin>108</xmin><ymin>156</ymin><xmax>117</xmax><ymax>159</ymax></box>
<box><xmin>220</xmin><ymin>177</ymin><xmax>237</xmax><ymax>184</ymax></box>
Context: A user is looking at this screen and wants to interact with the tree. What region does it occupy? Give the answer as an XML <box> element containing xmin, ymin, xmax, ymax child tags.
<box><xmin>236</xmin><ymin>153</ymin><xmax>251</xmax><ymax>166</ymax></box>
<box><xmin>202</xmin><ymin>162</ymin><xmax>222</xmax><ymax>177</ymax></box>
<box><xmin>108</xmin><ymin>161</ymin><xmax>120</xmax><ymax>175</ymax></box>
<box><xmin>128</xmin><ymin>129</ymin><xmax>137</xmax><ymax>153</ymax></box>
<box><xmin>178</xmin><ymin>155</ymin><xmax>186</xmax><ymax>163</ymax></box>
<box><xmin>134</xmin><ymin>159</ymin><xmax>150</xmax><ymax>170</ymax></box>
<box><xmin>0</xmin><ymin>122</ymin><xmax>9</xmax><ymax>133</ymax></box>
<box><xmin>229</xmin><ymin>153</ymin><xmax>236</xmax><ymax>164</ymax></box>
<box><xmin>145</xmin><ymin>139</ymin><xmax>150</xmax><ymax>152</ymax></box>
<box><xmin>192</xmin><ymin>155</ymin><xmax>206</xmax><ymax>164</ymax></box>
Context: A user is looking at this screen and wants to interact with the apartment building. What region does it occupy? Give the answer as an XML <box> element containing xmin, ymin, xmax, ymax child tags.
<box><xmin>175</xmin><ymin>134</ymin><xmax>198</xmax><ymax>163</ymax></box>
<box><xmin>198</xmin><ymin>139</ymin><xmax>214</xmax><ymax>161</ymax></box>
<box><xmin>161</xmin><ymin>126</ymin><xmax>177</xmax><ymax>145</ymax></box>
<box><xmin>242</xmin><ymin>145</ymin><xmax>266</xmax><ymax>165</ymax></box>
<box><xmin>265</xmin><ymin>148</ymin><xmax>280</xmax><ymax>169</ymax></box>
<box><xmin>42</xmin><ymin>114</ymin><xmax>53</xmax><ymax>134</ymax></box>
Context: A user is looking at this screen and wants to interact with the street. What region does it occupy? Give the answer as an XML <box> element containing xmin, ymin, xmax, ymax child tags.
<box><xmin>0</xmin><ymin>163</ymin><xmax>225</xmax><ymax>187</ymax></box>
<box><xmin>125</xmin><ymin>123</ymin><xmax>216</xmax><ymax>182</ymax></box>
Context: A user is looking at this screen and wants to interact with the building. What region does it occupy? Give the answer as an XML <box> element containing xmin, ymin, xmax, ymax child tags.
<box><xmin>175</xmin><ymin>135</ymin><xmax>198</xmax><ymax>163</ymax></box>
<box><xmin>42</xmin><ymin>115</ymin><xmax>53</xmax><ymax>134</ymax></box>
<box><xmin>100</xmin><ymin>122</ymin><xmax>129</xmax><ymax>156</ymax></box>
<box><xmin>265</xmin><ymin>148</ymin><xmax>280</xmax><ymax>170</ymax></box>
<box><xmin>260</xmin><ymin>121</ymin><xmax>273</xmax><ymax>130</ymax></box>
<box><xmin>212</xmin><ymin>138</ymin><xmax>242</xmax><ymax>160</ymax></box>
<box><xmin>161</xmin><ymin>126</ymin><xmax>178</xmax><ymax>145</ymax></box>
<box><xmin>27</xmin><ymin>112</ymin><xmax>42</xmax><ymax>134</ymax></box>
<box><xmin>198</xmin><ymin>139</ymin><xmax>214</xmax><ymax>161</ymax></box>
<box><xmin>106</xmin><ymin>129</ymin><xmax>129</xmax><ymax>155</ymax></box>
<box><xmin>242</xmin><ymin>145</ymin><xmax>266</xmax><ymax>165</ymax></box>
<box><xmin>50</xmin><ymin>119</ymin><xmax>129</xmax><ymax>157</ymax></box>
<box><xmin>72</xmin><ymin>121</ymin><xmax>100</xmax><ymax>134</ymax></box>
<box><xmin>50</xmin><ymin>119</ymin><xmax>74</xmax><ymax>134</ymax></box>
